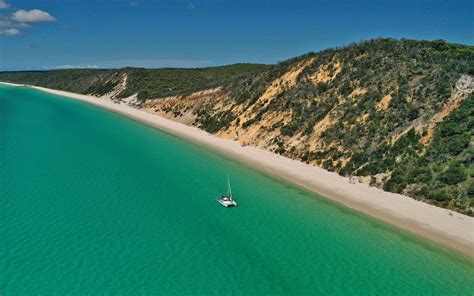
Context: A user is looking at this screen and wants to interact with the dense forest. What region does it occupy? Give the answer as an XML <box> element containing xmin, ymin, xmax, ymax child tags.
<box><xmin>1</xmin><ymin>38</ymin><xmax>473</xmax><ymax>215</ymax></box>
<box><xmin>144</xmin><ymin>38</ymin><xmax>474</xmax><ymax>215</ymax></box>
<box><xmin>0</xmin><ymin>63</ymin><xmax>269</xmax><ymax>100</ymax></box>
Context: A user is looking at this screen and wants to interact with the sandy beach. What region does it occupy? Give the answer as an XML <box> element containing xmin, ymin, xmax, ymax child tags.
<box><xmin>3</xmin><ymin>82</ymin><xmax>473</xmax><ymax>258</ymax></box>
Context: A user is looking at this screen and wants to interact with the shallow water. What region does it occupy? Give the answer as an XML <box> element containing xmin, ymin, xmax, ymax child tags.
<box><xmin>1</xmin><ymin>85</ymin><xmax>473</xmax><ymax>294</ymax></box>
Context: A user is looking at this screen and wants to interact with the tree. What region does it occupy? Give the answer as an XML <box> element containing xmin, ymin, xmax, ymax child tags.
<box><xmin>441</xmin><ymin>163</ymin><xmax>467</xmax><ymax>185</ymax></box>
<box><xmin>429</xmin><ymin>188</ymin><xmax>449</xmax><ymax>202</ymax></box>
<box><xmin>467</xmin><ymin>181</ymin><xmax>474</xmax><ymax>198</ymax></box>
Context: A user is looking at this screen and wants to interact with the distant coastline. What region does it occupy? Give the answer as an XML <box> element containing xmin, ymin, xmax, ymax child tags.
<box><xmin>3</xmin><ymin>81</ymin><xmax>473</xmax><ymax>259</ymax></box>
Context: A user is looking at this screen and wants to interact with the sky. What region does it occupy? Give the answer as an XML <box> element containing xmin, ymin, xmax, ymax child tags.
<box><xmin>0</xmin><ymin>0</ymin><xmax>472</xmax><ymax>71</ymax></box>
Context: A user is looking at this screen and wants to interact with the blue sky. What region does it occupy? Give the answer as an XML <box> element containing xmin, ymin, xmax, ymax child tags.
<box><xmin>0</xmin><ymin>0</ymin><xmax>472</xmax><ymax>70</ymax></box>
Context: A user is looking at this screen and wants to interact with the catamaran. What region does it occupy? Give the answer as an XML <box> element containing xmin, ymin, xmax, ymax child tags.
<box><xmin>218</xmin><ymin>177</ymin><xmax>237</xmax><ymax>207</ymax></box>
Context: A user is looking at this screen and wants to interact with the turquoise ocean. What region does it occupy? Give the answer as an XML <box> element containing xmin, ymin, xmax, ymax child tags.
<box><xmin>1</xmin><ymin>84</ymin><xmax>473</xmax><ymax>294</ymax></box>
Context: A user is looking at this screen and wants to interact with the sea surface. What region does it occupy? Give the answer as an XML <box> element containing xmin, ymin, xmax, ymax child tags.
<box><xmin>1</xmin><ymin>84</ymin><xmax>473</xmax><ymax>295</ymax></box>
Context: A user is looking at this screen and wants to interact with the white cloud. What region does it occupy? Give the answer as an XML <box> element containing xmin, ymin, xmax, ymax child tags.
<box><xmin>99</xmin><ymin>58</ymin><xmax>213</xmax><ymax>68</ymax></box>
<box><xmin>0</xmin><ymin>5</ymin><xmax>54</xmax><ymax>37</ymax></box>
<box><xmin>0</xmin><ymin>20</ymin><xmax>29</xmax><ymax>37</ymax></box>
<box><xmin>0</xmin><ymin>28</ymin><xmax>20</xmax><ymax>36</ymax></box>
<box><xmin>56</xmin><ymin>64</ymin><xmax>100</xmax><ymax>69</ymax></box>
<box><xmin>0</xmin><ymin>0</ymin><xmax>9</xmax><ymax>9</ymax></box>
<box><xmin>0</xmin><ymin>20</ymin><xmax>29</xmax><ymax>29</ymax></box>
<box><xmin>12</xmin><ymin>9</ymin><xmax>55</xmax><ymax>23</ymax></box>
<box><xmin>52</xmin><ymin>59</ymin><xmax>213</xmax><ymax>69</ymax></box>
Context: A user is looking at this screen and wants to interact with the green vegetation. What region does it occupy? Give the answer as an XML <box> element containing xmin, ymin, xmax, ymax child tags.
<box><xmin>0</xmin><ymin>64</ymin><xmax>269</xmax><ymax>100</ymax></box>
<box><xmin>121</xmin><ymin>64</ymin><xmax>269</xmax><ymax>99</ymax></box>
<box><xmin>0</xmin><ymin>69</ymin><xmax>115</xmax><ymax>95</ymax></box>
<box><xmin>1</xmin><ymin>38</ymin><xmax>473</xmax><ymax>214</ymax></box>
<box><xmin>379</xmin><ymin>95</ymin><xmax>473</xmax><ymax>213</ymax></box>
<box><xmin>194</xmin><ymin>38</ymin><xmax>474</xmax><ymax>215</ymax></box>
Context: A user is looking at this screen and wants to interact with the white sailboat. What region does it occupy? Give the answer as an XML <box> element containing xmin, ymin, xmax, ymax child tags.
<box><xmin>218</xmin><ymin>177</ymin><xmax>237</xmax><ymax>207</ymax></box>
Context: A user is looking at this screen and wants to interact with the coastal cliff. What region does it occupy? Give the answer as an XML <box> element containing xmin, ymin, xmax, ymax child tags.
<box><xmin>1</xmin><ymin>38</ymin><xmax>473</xmax><ymax>215</ymax></box>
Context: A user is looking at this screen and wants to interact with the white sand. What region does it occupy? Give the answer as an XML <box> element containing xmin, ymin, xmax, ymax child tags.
<box><xmin>3</xmin><ymin>82</ymin><xmax>474</xmax><ymax>258</ymax></box>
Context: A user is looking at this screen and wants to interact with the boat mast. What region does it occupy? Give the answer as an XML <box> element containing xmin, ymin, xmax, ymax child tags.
<box><xmin>227</xmin><ymin>176</ymin><xmax>232</xmax><ymax>197</ymax></box>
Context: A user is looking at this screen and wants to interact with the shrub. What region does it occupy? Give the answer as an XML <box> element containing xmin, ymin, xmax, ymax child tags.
<box><xmin>441</xmin><ymin>163</ymin><xmax>467</xmax><ymax>185</ymax></box>
<box><xmin>466</xmin><ymin>181</ymin><xmax>474</xmax><ymax>198</ymax></box>
<box><xmin>429</xmin><ymin>188</ymin><xmax>449</xmax><ymax>202</ymax></box>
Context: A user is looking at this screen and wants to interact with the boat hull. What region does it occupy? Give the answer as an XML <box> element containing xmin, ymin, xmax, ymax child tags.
<box><xmin>218</xmin><ymin>199</ymin><xmax>237</xmax><ymax>207</ymax></box>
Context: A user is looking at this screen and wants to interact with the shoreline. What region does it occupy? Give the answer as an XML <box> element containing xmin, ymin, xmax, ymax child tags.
<box><xmin>3</xmin><ymin>82</ymin><xmax>473</xmax><ymax>259</ymax></box>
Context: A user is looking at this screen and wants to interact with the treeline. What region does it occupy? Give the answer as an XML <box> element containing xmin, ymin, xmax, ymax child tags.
<box><xmin>1</xmin><ymin>38</ymin><xmax>472</xmax><ymax>214</ymax></box>
<box><xmin>0</xmin><ymin>64</ymin><xmax>269</xmax><ymax>100</ymax></box>
<box><xmin>194</xmin><ymin>38</ymin><xmax>474</xmax><ymax>215</ymax></box>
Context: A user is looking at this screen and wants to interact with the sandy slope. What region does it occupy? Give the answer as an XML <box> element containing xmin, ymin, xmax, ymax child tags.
<box><xmin>3</xmin><ymin>82</ymin><xmax>473</xmax><ymax>258</ymax></box>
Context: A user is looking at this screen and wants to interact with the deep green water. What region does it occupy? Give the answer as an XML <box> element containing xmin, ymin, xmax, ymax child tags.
<box><xmin>1</xmin><ymin>84</ymin><xmax>473</xmax><ymax>295</ymax></box>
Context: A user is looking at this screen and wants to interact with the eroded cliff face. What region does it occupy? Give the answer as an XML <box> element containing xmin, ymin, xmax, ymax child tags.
<box><xmin>136</xmin><ymin>39</ymin><xmax>474</xmax><ymax>214</ymax></box>
<box><xmin>1</xmin><ymin>38</ymin><xmax>473</xmax><ymax>213</ymax></box>
<box><xmin>140</xmin><ymin>88</ymin><xmax>228</xmax><ymax>125</ymax></box>
<box><xmin>420</xmin><ymin>75</ymin><xmax>474</xmax><ymax>144</ymax></box>
<box><xmin>142</xmin><ymin>59</ymin><xmax>473</xmax><ymax>175</ymax></box>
